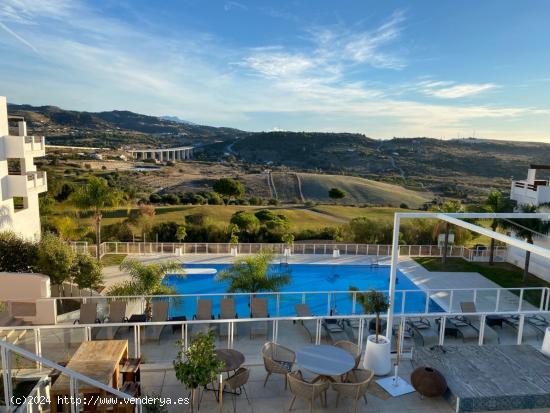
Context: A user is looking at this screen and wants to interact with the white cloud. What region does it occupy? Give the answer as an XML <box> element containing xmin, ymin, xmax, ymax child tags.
<box><xmin>242</xmin><ymin>53</ymin><xmax>314</xmax><ymax>78</ymax></box>
<box><xmin>419</xmin><ymin>80</ymin><xmax>498</xmax><ymax>99</ymax></box>
<box><xmin>224</xmin><ymin>1</ymin><xmax>248</xmax><ymax>12</ymax></box>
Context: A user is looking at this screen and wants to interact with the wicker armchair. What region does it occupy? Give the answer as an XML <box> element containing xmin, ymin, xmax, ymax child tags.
<box><xmin>261</xmin><ymin>342</ymin><xmax>296</xmax><ymax>389</ymax></box>
<box><xmin>223</xmin><ymin>367</ymin><xmax>250</xmax><ymax>413</ymax></box>
<box><xmin>331</xmin><ymin>368</ymin><xmax>374</xmax><ymax>413</ymax></box>
<box><xmin>287</xmin><ymin>370</ymin><xmax>329</xmax><ymax>413</ymax></box>
<box><xmin>334</xmin><ymin>340</ymin><xmax>362</xmax><ymax>368</ymax></box>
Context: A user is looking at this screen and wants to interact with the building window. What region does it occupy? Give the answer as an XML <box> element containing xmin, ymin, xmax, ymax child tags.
<box><xmin>7</xmin><ymin>158</ymin><xmax>22</xmax><ymax>174</ymax></box>
<box><xmin>13</xmin><ymin>197</ymin><xmax>28</xmax><ymax>211</ymax></box>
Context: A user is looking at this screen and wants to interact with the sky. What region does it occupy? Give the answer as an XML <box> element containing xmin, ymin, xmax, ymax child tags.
<box><xmin>1</xmin><ymin>0</ymin><xmax>550</xmax><ymax>142</ymax></box>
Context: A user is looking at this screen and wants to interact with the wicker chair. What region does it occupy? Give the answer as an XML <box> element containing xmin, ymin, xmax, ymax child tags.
<box><xmin>331</xmin><ymin>368</ymin><xmax>374</xmax><ymax>413</ymax></box>
<box><xmin>334</xmin><ymin>340</ymin><xmax>362</xmax><ymax>368</ymax></box>
<box><xmin>261</xmin><ymin>342</ymin><xmax>296</xmax><ymax>389</ymax></box>
<box><xmin>287</xmin><ymin>370</ymin><xmax>329</xmax><ymax>413</ymax></box>
<box><xmin>222</xmin><ymin>367</ymin><xmax>250</xmax><ymax>413</ymax></box>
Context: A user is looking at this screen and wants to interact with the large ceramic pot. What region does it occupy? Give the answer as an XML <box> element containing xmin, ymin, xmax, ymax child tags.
<box><xmin>363</xmin><ymin>334</ymin><xmax>391</xmax><ymax>375</ymax></box>
<box><xmin>410</xmin><ymin>366</ymin><xmax>447</xmax><ymax>397</ymax></box>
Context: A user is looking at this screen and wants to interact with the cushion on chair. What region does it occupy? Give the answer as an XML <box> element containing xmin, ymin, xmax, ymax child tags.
<box><xmin>273</xmin><ymin>359</ymin><xmax>293</xmax><ymax>371</ymax></box>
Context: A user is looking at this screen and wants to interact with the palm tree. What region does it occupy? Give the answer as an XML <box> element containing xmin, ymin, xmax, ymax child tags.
<box><xmin>106</xmin><ymin>259</ymin><xmax>186</xmax><ymax>318</ymax></box>
<box><xmin>501</xmin><ymin>205</ymin><xmax>550</xmax><ymax>281</ymax></box>
<box><xmin>69</xmin><ymin>177</ymin><xmax>126</xmax><ymax>260</ymax></box>
<box><xmin>217</xmin><ymin>251</ymin><xmax>291</xmax><ymax>293</ymax></box>
<box><xmin>430</xmin><ymin>200</ymin><xmax>464</xmax><ymax>264</ymax></box>
<box><xmin>484</xmin><ymin>190</ymin><xmax>512</xmax><ymax>265</ymax></box>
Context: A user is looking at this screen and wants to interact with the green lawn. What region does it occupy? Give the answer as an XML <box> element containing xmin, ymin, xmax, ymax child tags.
<box><xmin>101</xmin><ymin>254</ymin><xmax>127</xmax><ymax>266</ymax></box>
<box><xmin>415</xmin><ymin>257</ymin><xmax>549</xmax><ymax>306</ymax></box>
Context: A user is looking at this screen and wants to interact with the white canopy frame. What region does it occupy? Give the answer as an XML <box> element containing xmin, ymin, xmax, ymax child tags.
<box><xmin>386</xmin><ymin>212</ymin><xmax>550</xmax><ymax>343</ymax></box>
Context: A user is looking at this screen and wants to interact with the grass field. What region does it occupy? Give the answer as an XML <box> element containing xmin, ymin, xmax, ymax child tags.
<box><xmin>415</xmin><ymin>257</ymin><xmax>549</xmax><ymax>306</ymax></box>
<box><xmin>298</xmin><ymin>173</ymin><xmax>433</xmax><ymax>208</ymax></box>
<box><xmin>68</xmin><ymin>204</ymin><xmax>380</xmax><ymax>232</ymax></box>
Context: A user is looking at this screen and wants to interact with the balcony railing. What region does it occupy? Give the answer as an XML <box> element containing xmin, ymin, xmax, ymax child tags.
<box><xmin>71</xmin><ymin>241</ymin><xmax>508</xmax><ymax>261</ymax></box>
<box><xmin>3</xmin><ymin>135</ymin><xmax>45</xmax><ymax>157</ymax></box>
<box><xmin>6</xmin><ymin>171</ymin><xmax>47</xmax><ymax>198</ymax></box>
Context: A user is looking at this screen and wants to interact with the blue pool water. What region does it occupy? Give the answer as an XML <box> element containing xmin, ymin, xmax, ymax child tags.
<box><xmin>162</xmin><ymin>263</ymin><xmax>443</xmax><ymax>319</ymax></box>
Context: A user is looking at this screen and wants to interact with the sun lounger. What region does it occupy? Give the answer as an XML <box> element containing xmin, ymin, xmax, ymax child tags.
<box><xmin>294</xmin><ymin>304</ymin><xmax>316</xmax><ymax>342</ymax></box>
<box><xmin>96</xmin><ymin>301</ymin><xmax>127</xmax><ymax>340</ymax></box>
<box><xmin>74</xmin><ymin>302</ymin><xmax>101</xmax><ymax>325</ymax></box>
<box><xmin>219</xmin><ymin>298</ymin><xmax>238</xmax><ymax>338</ymax></box>
<box><xmin>459</xmin><ymin>302</ymin><xmax>500</xmax><ymax>344</ymax></box>
<box><xmin>406</xmin><ymin>317</ymin><xmax>439</xmax><ymax>347</ymax></box>
<box><xmin>504</xmin><ymin>314</ymin><xmax>548</xmax><ymax>339</ymax></box>
<box><xmin>250</xmin><ymin>298</ymin><xmax>269</xmax><ymax>339</ymax></box>
<box><xmin>145</xmin><ymin>301</ymin><xmax>169</xmax><ymax>342</ymax></box>
<box><xmin>192</xmin><ymin>299</ymin><xmax>214</xmax><ymax>335</ymax></box>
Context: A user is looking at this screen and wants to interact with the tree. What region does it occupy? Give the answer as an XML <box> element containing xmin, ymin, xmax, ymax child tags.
<box><xmin>328</xmin><ymin>187</ymin><xmax>346</xmax><ymax>200</ymax></box>
<box><xmin>176</xmin><ymin>225</ymin><xmax>187</xmax><ymax>243</ymax></box>
<box><xmin>430</xmin><ymin>200</ymin><xmax>465</xmax><ymax>264</ymax></box>
<box><xmin>484</xmin><ymin>190</ymin><xmax>512</xmax><ymax>265</ymax></box>
<box><xmin>69</xmin><ymin>177</ymin><xmax>126</xmax><ymax>260</ymax></box>
<box><xmin>230</xmin><ymin>211</ymin><xmax>260</xmax><ymax>236</ymax></box>
<box><xmin>148</xmin><ymin>222</ymin><xmax>180</xmax><ymax>242</ymax></box>
<box><xmin>0</xmin><ymin>231</ymin><xmax>38</xmax><ymax>272</ymax></box>
<box><xmin>173</xmin><ymin>331</ymin><xmax>224</xmax><ymax>411</ymax></box>
<box><xmin>217</xmin><ymin>251</ymin><xmax>291</xmax><ymax>293</ymax></box>
<box><xmin>347</xmin><ymin>217</ymin><xmax>392</xmax><ymax>244</ymax></box>
<box><xmin>72</xmin><ymin>253</ymin><xmax>103</xmax><ymax>295</ymax></box>
<box><xmin>106</xmin><ymin>259</ymin><xmax>185</xmax><ymax>317</ymax></box>
<box><xmin>212</xmin><ymin>178</ymin><xmax>245</xmax><ymax>203</ymax></box>
<box><xmin>349</xmin><ymin>287</ymin><xmax>389</xmax><ymax>343</ymax></box>
<box><xmin>52</xmin><ymin>216</ymin><xmax>86</xmax><ymax>241</ymax></box>
<box><xmin>37</xmin><ymin>233</ymin><xmax>75</xmax><ymax>290</ymax></box>
<box><xmin>501</xmin><ymin>205</ymin><xmax>550</xmax><ymax>280</ymax></box>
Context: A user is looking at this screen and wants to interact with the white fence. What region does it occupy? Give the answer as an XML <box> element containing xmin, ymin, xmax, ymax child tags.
<box><xmin>70</xmin><ymin>241</ymin><xmax>508</xmax><ymax>262</ymax></box>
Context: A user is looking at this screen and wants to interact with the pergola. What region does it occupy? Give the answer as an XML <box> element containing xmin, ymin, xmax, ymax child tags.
<box><xmin>386</xmin><ymin>212</ymin><xmax>550</xmax><ymax>343</ymax></box>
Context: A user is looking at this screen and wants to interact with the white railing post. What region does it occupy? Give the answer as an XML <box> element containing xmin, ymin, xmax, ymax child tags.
<box><xmin>517</xmin><ymin>314</ymin><xmax>525</xmax><ymax>345</ymax></box>
<box><xmin>495</xmin><ymin>289</ymin><xmax>501</xmax><ymax>312</ymax></box>
<box><xmin>34</xmin><ymin>328</ymin><xmax>42</xmax><ymax>368</ymax></box>
<box><xmin>273</xmin><ymin>320</ymin><xmax>278</xmax><ymax>343</ymax></box>
<box><xmin>326</xmin><ymin>293</ymin><xmax>331</xmax><ymax>315</ymax></box>
<box><xmin>401</xmin><ymin>291</ymin><xmax>406</xmax><ymax>314</ymax></box>
<box><xmin>478</xmin><ymin>315</ymin><xmax>486</xmax><ymax>345</ymax></box>
<box><xmin>438</xmin><ymin>316</ymin><xmax>446</xmax><ymax>345</ymax></box>
<box><xmin>352</xmin><ymin>292</ymin><xmax>357</xmax><ymax>314</ymax></box>
<box><xmin>518</xmin><ymin>289</ymin><xmax>524</xmax><ymax>312</ymax></box>
<box><xmin>315</xmin><ymin>319</ymin><xmax>322</xmax><ymax>345</ymax></box>
<box><xmin>424</xmin><ymin>290</ymin><xmax>430</xmax><ymax>314</ymax></box>
<box><xmin>449</xmin><ymin>290</ymin><xmax>454</xmax><ymax>312</ymax></box>
<box><xmin>1</xmin><ymin>346</ymin><xmax>13</xmax><ymax>410</ymax></box>
<box><xmin>276</xmin><ymin>293</ymin><xmax>281</xmax><ymax>317</ymax></box>
<box><xmin>357</xmin><ymin>318</ymin><xmax>364</xmax><ymax>349</ymax></box>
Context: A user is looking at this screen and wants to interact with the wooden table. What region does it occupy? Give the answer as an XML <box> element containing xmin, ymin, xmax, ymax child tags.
<box><xmin>50</xmin><ymin>340</ymin><xmax>128</xmax><ymax>412</ymax></box>
<box><xmin>296</xmin><ymin>344</ymin><xmax>354</xmax><ymax>382</ymax></box>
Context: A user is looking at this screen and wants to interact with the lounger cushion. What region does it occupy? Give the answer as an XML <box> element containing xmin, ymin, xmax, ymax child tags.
<box><xmin>273</xmin><ymin>360</ymin><xmax>293</xmax><ymax>371</ymax></box>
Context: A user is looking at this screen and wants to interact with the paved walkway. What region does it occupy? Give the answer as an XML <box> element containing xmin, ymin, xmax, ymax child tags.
<box><xmin>398</xmin><ymin>258</ymin><xmax>535</xmax><ymax>312</ymax></box>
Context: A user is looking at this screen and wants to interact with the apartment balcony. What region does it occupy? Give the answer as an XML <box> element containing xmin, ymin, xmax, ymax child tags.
<box><xmin>2</xmin><ymin>135</ymin><xmax>46</xmax><ymax>158</ymax></box>
<box><xmin>511</xmin><ymin>179</ymin><xmax>550</xmax><ymax>206</ymax></box>
<box><xmin>6</xmin><ymin>171</ymin><xmax>47</xmax><ymax>198</ymax></box>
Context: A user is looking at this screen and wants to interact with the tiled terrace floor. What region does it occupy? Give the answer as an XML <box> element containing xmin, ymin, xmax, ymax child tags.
<box><xmin>140</xmin><ymin>361</ymin><xmax>550</xmax><ymax>413</ymax></box>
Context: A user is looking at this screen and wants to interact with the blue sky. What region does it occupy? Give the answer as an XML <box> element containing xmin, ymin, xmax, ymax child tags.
<box><xmin>1</xmin><ymin>0</ymin><xmax>549</xmax><ymax>142</ymax></box>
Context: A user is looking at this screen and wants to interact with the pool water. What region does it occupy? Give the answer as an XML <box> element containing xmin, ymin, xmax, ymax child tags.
<box><xmin>162</xmin><ymin>263</ymin><xmax>443</xmax><ymax>319</ymax></box>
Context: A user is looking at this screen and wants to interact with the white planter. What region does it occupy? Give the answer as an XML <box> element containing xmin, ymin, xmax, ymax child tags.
<box><xmin>363</xmin><ymin>334</ymin><xmax>391</xmax><ymax>375</ymax></box>
<box><xmin>283</xmin><ymin>248</ymin><xmax>292</xmax><ymax>257</ymax></box>
<box><xmin>175</xmin><ymin>247</ymin><xmax>183</xmax><ymax>256</ymax></box>
<box><xmin>332</xmin><ymin>249</ymin><xmax>340</xmax><ymax>257</ymax></box>
<box><xmin>230</xmin><ymin>246</ymin><xmax>238</xmax><ymax>256</ymax></box>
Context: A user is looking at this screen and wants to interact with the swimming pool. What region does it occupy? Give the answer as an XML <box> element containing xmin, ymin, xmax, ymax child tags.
<box><xmin>162</xmin><ymin>263</ymin><xmax>443</xmax><ymax>319</ymax></box>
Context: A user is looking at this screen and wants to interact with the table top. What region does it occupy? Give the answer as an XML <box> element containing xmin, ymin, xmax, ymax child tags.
<box><xmin>296</xmin><ymin>344</ymin><xmax>355</xmax><ymax>376</ymax></box>
<box><xmin>215</xmin><ymin>349</ymin><xmax>245</xmax><ymax>372</ymax></box>
<box><xmin>51</xmin><ymin>340</ymin><xmax>128</xmax><ymax>393</ymax></box>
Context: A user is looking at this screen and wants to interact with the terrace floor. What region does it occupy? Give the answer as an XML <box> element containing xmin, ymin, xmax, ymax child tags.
<box><xmin>139</xmin><ymin>361</ymin><xmax>547</xmax><ymax>413</ymax></box>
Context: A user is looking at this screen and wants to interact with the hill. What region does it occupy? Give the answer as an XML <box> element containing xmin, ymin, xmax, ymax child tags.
<box><xmin>298</xmin><ymin>173</ymin><xmax>432</xmax><ymax>208</ymax></box>
<box><xmin>7</xmin><ymin>103</ymin><xmax>244</xmax><ymax>148</ymax></box>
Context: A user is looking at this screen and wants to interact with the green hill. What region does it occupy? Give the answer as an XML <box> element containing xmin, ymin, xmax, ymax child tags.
<box><xmin>298</xmin><ymin>173</ymin><xmax>433</xmax><ymax>208</ymax></box>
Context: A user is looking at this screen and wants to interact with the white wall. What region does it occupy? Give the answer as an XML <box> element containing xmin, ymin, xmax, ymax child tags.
<box><xmin>0</xmin><ymin>272</ymin><xmax>51</xmax><ymax>301</ymax></box>
<box><xmin>507</xmin><ymin>235</ymin><xmax>550</xmax><ymax>282</ymax></box>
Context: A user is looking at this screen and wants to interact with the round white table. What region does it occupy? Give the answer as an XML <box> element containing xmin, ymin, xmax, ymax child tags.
<box><xmin>296</xmin><ymin>344</ymin><xmax>355</xmax><ymax>382</ymax></box>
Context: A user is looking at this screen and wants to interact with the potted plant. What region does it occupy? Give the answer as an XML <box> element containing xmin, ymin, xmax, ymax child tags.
<box><xmin>229</xmin><ymin>225</ymin><xmax>239</xmax><ymax>257</ymax></box>
<box><xmin>282</xmin><ymin>233</ymin><xmax>294</xmax><ymax>257</ymax></box>
<box><xmin>174</xmin><ymin>331</ymin><xmax>223</xmax><ymax>412</ymax></box>
<box><xmin>350</xmin><ymin>287</ymin><xmax>391</xmax><ymax>375</ymax></box>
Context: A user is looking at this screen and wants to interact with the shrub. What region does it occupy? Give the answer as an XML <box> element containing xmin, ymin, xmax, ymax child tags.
<box><xmin>148</xmin><ymin>222</ymin><xmax>180</xmax><ymax>242</ymax></box>
<box><xmin>72</xmin><ymin>253</ymin><xmax>103</xmax><ymax>294</ymax></box>
<box><xmin>149</xmin><ymin>193</ymin><xmax>162</xmax><ymax>203</ymax></box>
<box><xmin>212</xmin><ymin>178</ymin><xmax>245</xmax><ymax>200</ymax></box>
<box><xmin>267</xmin><ymin>198</ymin><xmax>279</xmax><ymax>205</ymax></box>
<box><xmin>103</xmin><ymin>221</ymin><xmax>134</xmax><ymax>242</ymax></box>
<box><xmin>162</xmin><ymin>193</ymin><xmax>180</xmax><ymax>205</ymax></box>
<box><xmin>0</xmin><ymin>232</ymin><xmax>38</xmax><ymax>272</ymax></box>
<box><xmin>230</xmin><ymin>211</ymin><xmax>260</xmax><ymax>234</ymax></box>
<box><xmin>37</xmin><ymin>233</ymin><xmax>75</xmax><ymax>287</ymax></box>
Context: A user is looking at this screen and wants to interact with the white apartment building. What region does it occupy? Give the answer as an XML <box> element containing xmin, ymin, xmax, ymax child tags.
<box><xmin>0</xmin><ymin>96</ymin><xmax>47</xmax><ymax>240</ymax></box>
<box><xmin>508</xmin><ymin>165</ymin><xmax>550</xmax><ymax>281</ymax></box>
